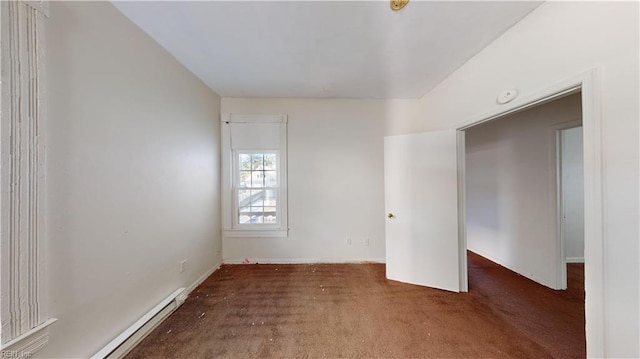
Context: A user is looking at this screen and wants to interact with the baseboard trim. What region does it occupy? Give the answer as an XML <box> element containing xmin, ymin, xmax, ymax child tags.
<box><xmin>91</xmin><ymin>263</ymin><xmax>221</xmax><ymax>359</ymax></box>
<box><xmin>223</xmin><ymin>258</ymin><xmax>386</xmax><ymax>264</ymax></box>
<box><xmin>182</xmin><ymin>263</ymin><xmax>221</xmax><ymax>301</ymax></box>
<box><xmin>566</xmin><ymin>257</ymin><xmax>585</xmax><ymax>263</ymax></box>
<box><xmin>91</xmin><ymin>288</ymin><xmax>185</xmax><ymax>359</ymax></box>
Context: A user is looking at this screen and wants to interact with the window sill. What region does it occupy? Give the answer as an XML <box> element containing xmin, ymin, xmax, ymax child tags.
<box><xmin>223</xmin><ymin>229</ymin><xmax>288</xmax><ymax>238</ymax></box>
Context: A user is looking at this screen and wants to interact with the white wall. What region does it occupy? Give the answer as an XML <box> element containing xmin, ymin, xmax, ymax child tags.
<box><xmin>561</xmin><ymin>127</ymin><xmax>585</xmax><ymax>263</ymax></box>
<box><xmin>221</xmin><ymin>99</ymin><xmax>386</xmax><ymax>263</ymax></box>
<box><xmin>465</xmin><ymin>93</ymin><xmax>581</xmax><ymax>288</ymax></box>
<box><xmin>388</xmin><ymin>2</ymin><xmax>638</xmax><ymax>357</ymax></box>
<box><xmin>41</xmin><ymin>2</ymin><xmax>222</xmax><ymax>357</ymax></box>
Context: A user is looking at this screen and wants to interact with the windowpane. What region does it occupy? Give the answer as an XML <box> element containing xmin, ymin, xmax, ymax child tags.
<box><xmin>264</xmin><ymin>189</ymin><xmax>277</xmax><ymax>207</ymax></box>
<box><xmin>239</xmin><ymin>171</ymin><xmax>251</xmax><ymax>187</ymax></box>
<box><xmin>250</xmin><ymin>190</ymin><xmax>264</xmax><ymax>207</ymax></box>
<box><xmin>239</xmin><ymin>203</ymin><xmax>251</xmax><ymax>224</ymax></box>
<box><xmin>251</xmin><ymin>215</ymin><xmax>264</xmax><ymax>224</ymax></box>
<box><xmin>252</xmin><ymin>154</ymin><xmax>264</xmax><ymax>170</ymax></box>
<box><xmin>264</xmin><ymin>171</ymin><xmax>277</xmax><ymax>187</ymax></box>
<box><xmin>238</xmin><ymin>189</ymin><xmax>251</xmax><ymax>204</ymax></box>
<box><xmin>252</xmin><ymin>171</ymin><xmax>264</xmax><ymax>188</ymax></box>
<box><xmin>234</xmin><ymin>151</ymin><xmax>280</xmax><ymax>227</ymax></box>
<box><xmin>240</xmin><ymin>154</ymin><xmax>252</xmax><ymax>170</ymax></box>
<box><xmin>264</xmin><ymin>153</ymin><xmax>276</xmax><ymax>170</ymax></box>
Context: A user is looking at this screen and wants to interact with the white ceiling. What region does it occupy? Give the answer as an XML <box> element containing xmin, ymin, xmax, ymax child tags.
<box><xmin>113</xmin><ymin>1</ymin><xmax>542</xmax><ymax>99</ymax></box>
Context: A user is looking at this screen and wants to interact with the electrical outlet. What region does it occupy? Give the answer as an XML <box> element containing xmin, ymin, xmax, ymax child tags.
<box><xmin>346</xmin><ymin>236</ymin><xmax>352</xmax><ymax>245</ymax></box>
<box><xmin>180</xmin><ymin>259</ymin><xmax>188</xmax><ymax>273</ymax></box>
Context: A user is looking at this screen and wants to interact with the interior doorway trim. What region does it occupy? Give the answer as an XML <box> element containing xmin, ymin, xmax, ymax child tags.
<box><xmin>553</xmin><ymin>120</ymin><xmax>583</xmax><ymax>290</ymax></box>
<box><xmin>455</xmin><ymin>69</ymin><xmax>604</xmax><ymax>357</ymax></box>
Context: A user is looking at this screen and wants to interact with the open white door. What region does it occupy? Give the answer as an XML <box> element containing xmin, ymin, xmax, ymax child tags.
<box><xmin>384</xmin><ymin>130</ymin><xmax>460</xmax><ymax>292</ymax></box>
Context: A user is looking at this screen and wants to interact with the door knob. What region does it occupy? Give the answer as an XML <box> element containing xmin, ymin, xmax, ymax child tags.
<box><xmin>387</xmin><ymin>213</ymin><xmax>395</xmax><ymax>219</ymax></box>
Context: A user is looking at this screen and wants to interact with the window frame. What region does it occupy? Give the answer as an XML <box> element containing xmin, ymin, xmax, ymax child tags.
<box><xmin>232</xmin><ymin>150</ymin><xmax>281</xmax><ymax>228</ymax></box>
<box><xmin>221</xmin><ymin>114</ymin><xmax>288</xmax><ymax>238</ymax></box>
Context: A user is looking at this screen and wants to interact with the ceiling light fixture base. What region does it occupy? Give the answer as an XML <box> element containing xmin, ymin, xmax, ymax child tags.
<box><xmin>390</xmin><ymin>0</ymin><xmax>409</xmax><ymax>11</ymax></box>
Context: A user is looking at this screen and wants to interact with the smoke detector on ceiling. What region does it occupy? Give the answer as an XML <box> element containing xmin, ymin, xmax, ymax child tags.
<box><xmin>497</xmin><ymin>89</ymin><xmax>519</xmax><ymax>104</ymax></box>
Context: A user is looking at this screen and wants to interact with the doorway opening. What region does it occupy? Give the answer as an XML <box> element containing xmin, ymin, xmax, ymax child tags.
<box><xmin>463</xmin><ymin>92</ymin><xmax>583</xmax><ymax>290</ymax></box>
<box><xmin>382</xmin><ymin>69</ymin><xmax>602</xmax><ymax>355</ymax></box>
<box><xmin>461</xmin><ymin>92</ymin><xmax>586</xmax><ymax>356</ymax></box>
<box><xmin>558</xmin><ymin>126</ymin><xmax>585</xmax><ymax>289</ymax></box>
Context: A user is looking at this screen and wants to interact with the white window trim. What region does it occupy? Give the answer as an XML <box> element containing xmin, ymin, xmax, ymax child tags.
<box><xmin>221</xmin><ymin>114</ymin><xmax>288</xmax><ymax>238</ymax></box>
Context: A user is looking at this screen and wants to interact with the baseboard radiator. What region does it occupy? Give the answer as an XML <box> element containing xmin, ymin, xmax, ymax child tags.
<box><xmin>91</xmin><ymin>288</ymin><xmax>187</xmax><ymax>359</ymax></box>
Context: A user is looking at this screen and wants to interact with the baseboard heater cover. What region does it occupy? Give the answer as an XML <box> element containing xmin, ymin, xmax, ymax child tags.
<box><xmin>91</xmin><ymin>287</ymin><xmax>186</xmax><ymax>359</ymax></box>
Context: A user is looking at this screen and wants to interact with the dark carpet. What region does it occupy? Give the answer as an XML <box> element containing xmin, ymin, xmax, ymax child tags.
<box><xmin>126</xmin><ymin>252</ymin><xmax>585</xmax><ymax>358</ymax></box>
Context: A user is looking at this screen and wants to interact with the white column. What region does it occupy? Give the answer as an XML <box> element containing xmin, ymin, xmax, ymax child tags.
<box><xmin>1</xmin><ymin>0</ymin><xmax>53</xmax><ymax>353</ymax></box>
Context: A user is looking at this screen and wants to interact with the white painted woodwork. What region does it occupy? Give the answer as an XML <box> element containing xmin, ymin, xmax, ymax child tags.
<box><xmin>220</xmin><ymin>114</ymin><xmax>288</xmax><ymax>238</ymax></box>
<box><xmin>560</xmin><ymin>127</ymin><xmax>585</xmax><ymax>263</ymax></box>
<box><xmin>1</xmin><ymin>318</ymin><xmax>57</xmax><ymax>354</ymax></box>
<box><xmin>456</xmin><ymin>130</ymin><xmax>468</xmax><ymax>293</ymax></box>
<box><xmin>384</xmin><ymin>130</ymin><xmax>460</xmax><ymax>292</ymax></box>
<box><xmin>111</xmin><ymin>1</ymin><xmax>541</xmax><ymax>98</ymax></box>
<box><xmin>0</xmin><ymin>0</ymin><xmax>51</xmax><ymax>351</ymax></box>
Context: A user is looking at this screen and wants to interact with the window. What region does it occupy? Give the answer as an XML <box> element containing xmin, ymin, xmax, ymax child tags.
<box><xmin>235</xmin><ymin>152</ymin><xmax>279</xmax><ymax>225</ymax></box>
<box><xmin>221</xmin><ymin>115</ymin><xmax>288</xmax><ymax>237</ymax></box>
